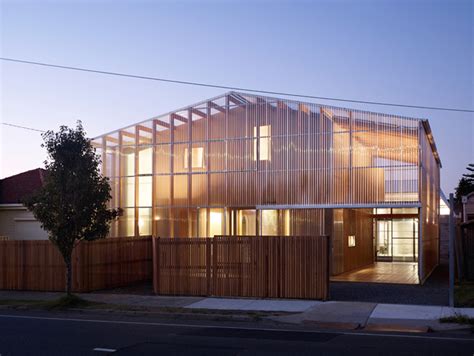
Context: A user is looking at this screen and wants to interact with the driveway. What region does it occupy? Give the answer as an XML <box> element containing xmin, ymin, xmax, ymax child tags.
<box><xmin>330</xmin><ymin>265</ymin><xmax>449</xmax><ymax>305</ymax></box>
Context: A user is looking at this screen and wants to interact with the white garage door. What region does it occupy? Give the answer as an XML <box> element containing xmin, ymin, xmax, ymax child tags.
<box><xmin>14</xmin><ymin>219</ymin><xmax>48</xmax><ymax>240</ymax></box>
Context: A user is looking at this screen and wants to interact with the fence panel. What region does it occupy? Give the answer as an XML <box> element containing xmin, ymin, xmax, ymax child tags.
<box><xmin>153</xmin><ymin>236</ymin><xmax>329</xmax><ymax>300</ymax></box>
<box><xmin>153</xmin><ymin>238</ymin><xmax>210</xmax><ymax>296</ymax></box>
<box><xmin>0</xmin><ymin>237</ymin><xmax>153</xmax><ymax>292</ymax></box>
<box><xmin>461</xmin><ymin>223</ymin><xmax>474</xmax><ymax>281</ymax></box>
<box><xmin>76</xmin><ymin>237</ymin><xmax>153</xmax><ymax>291</ymax></box>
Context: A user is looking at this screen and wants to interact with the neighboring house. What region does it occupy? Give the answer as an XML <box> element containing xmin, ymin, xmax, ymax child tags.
<box><xmin>92</xmin><ymin>91</ymin><xmax>441</xmax><ymax>284</ymax></box>
<box><xmin>463</xmin><ymin>191</ymin><xmax>474</xmax><ymax>222</ymax></box>
<box><xmin>0</xmin><ymin>168</ymin><xmax>48</xmax><ymax>240</ymax></box>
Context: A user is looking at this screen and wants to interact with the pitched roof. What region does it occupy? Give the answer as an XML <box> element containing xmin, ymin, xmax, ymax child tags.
<box><xmin>92</xmin><ymin>91</ymin><xmax>441</xmax><ymax>166</ymax></box>
<box><xmin>0</xmin><ymin>168</ymin><xmax>45</xmax><ymax>204</ymax></box>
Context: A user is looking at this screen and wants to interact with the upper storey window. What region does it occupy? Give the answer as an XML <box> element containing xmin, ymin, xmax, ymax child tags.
<box><xmin>184</xmin><ymin>147</ymin><xmax>205</xmax><ymax>169</ymax></box>
<box><xmin>253</xmin><ymin>125</ymin><xmax>271</xmax><ymax>161</ymax></box>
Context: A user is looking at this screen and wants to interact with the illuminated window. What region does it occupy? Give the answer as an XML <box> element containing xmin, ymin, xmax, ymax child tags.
<box><xmin>253</xmin><ymin>125</ymin><xmax>271</xmax><ymax>161</ymax></box>
<box><xmin>261</xmin><ymin>209</ymin><xmax>278</xmax><ymax>236</ymax></box>
<box><xmin>209</xmin><ymin>210</ymin><xmax>223</xmax><ymax>237</ymax></box>
<box><xmin>348</xmin><ymin>235</ymin><xmax>356</xmax><ymax>247</ymax></box>
<box><xmin>184</xmin><ymin>147</ymin><xmax>205</xmax><ymax>169</ymax></box>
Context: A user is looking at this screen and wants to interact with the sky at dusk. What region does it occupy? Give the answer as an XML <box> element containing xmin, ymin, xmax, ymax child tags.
<box><xmin>0</xmin><ymin>0</ymin><xmax>472</xmax><ymax>195</ymax></box>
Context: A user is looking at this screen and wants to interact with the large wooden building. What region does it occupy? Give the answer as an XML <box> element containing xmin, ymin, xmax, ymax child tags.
<box><xmin>93</xmin><ymin>92</ymin><xmax>440</xmax><ymax>283</ymax></box>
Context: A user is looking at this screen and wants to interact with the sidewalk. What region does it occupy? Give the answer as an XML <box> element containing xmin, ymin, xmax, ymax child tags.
<box><xmin>1</xmin><ymin>290</ymin><xmax>473</xmax><ymax>332</ymax></box>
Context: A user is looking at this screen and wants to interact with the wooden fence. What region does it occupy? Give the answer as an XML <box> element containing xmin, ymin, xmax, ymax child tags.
<box><xmin>461</xmin><ymin>221</ymin><xmax>474</xmax><ymax>281</ymax></box>
<box><xmin>0</xmin><ymin>237</ymin><xmax>153</xmax><ymax>292</ymax></box>
<box><xmin>153</xmin><ymin>236</ymin><xmax>329</xmax><ymax>300</ymax></box>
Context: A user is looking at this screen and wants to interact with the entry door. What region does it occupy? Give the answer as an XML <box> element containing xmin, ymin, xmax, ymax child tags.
<box><xmin>392</xmin><ymin>218</ymin><xmax>418</xmax><ymax>262</ymax></box>
<box><xmin>375</xmin><ymin>218</ymin><xmax>417</xmax><ymax>262</ymax></box>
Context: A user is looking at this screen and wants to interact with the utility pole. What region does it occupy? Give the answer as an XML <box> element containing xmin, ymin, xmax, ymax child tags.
<box><xmin>449</xmin><ymin>193</ymin><xmax>455</xmax><ymax>307</ymax></box>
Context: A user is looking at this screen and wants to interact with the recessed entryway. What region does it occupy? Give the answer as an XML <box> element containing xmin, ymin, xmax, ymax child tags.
<box><xmin>375</xmin><ymin>217</ymin><xmax>418</xmax><ymax>262</ymax></box>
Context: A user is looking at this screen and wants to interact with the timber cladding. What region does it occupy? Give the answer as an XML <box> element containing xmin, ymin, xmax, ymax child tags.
<box><xmin>0</xmin><ymin>237</ymin><xmax>153</xmax><ymax>292</ymax></box>
<box><xmin>153</xmin><ymin>236</ymin><xmax>330</xmax><ymax>300</ymax></box>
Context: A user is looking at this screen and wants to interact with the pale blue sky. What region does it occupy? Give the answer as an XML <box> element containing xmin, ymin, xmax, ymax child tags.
<box><xmin>0</xmin><ymin>0</ymin><xmax>472</xmax><ymax>194</ymax></box>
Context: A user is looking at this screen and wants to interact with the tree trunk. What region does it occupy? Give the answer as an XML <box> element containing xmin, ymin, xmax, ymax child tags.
<box><xmin>65</xmin><ymin>260</ymin><xmax>72</xmax><ymax>296</ymax></box>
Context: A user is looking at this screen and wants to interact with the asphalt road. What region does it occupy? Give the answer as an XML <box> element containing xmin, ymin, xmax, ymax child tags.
<box><xmin>0</xmin><ymin>310</ymin><xmax>472</xmax><ymax>355</ymax></box>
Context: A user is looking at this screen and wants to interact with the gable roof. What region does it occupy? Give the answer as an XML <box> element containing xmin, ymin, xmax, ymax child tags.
<box><xmin>0</xmin><ymin>168</ymin><xmax>45</xmax><ymax>204</ymax></box>
<box><xmin>93</xmin><ymin>91</ymin><xmax>426</xmax><ymax>139</ymax></box>
<box><xmin>92</xmin><ymin>91</ymin><xmax>441</xmax><ymax>166</ymax></box>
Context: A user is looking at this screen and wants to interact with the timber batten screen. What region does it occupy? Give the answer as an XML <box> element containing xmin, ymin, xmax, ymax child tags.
<box><xmin>93</xmin><ymin>91</ymin><xmax>435</xmax><ymax>239</ymax></box>
<box><xmin>153</xmin><ymin>236</ymin><xmax>330</xmax><ymax>300</ymax></box>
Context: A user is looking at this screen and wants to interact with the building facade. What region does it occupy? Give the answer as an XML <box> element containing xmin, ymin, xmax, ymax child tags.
<box><xmin>93</xmin><ymin>92</ymin><xmax>440</xmax><ymax>282</ymax></box>
<box><xmin>0</xmin><ymin>168</ymin><xmax>48</xmax><ymax>241</ymax></box>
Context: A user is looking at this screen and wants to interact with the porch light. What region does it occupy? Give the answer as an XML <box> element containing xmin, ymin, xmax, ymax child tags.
<box><xmin>348</xmin><ymin>235</ymin><xmax>356</xmax><ymax>247</ymax></box>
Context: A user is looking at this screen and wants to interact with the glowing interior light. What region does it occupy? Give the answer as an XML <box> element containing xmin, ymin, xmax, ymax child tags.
<box><xmin>209</xmin><ymin>211</ymin><xmax>222</xmax><ymax>237</ymax></box>
<box><xmin>184</xmin><ymin>147</ymin><xmax>205</xmax><ymax>168</ymax></box>
<box><xmin>348</xmin><ymin>235</ymin><xmax>356</xmax><ymax>247</ymax></box>
<box><xmin>253</xmin><ymin>125</ymin><xmax>271</xmax><ymax>161</ymax></box>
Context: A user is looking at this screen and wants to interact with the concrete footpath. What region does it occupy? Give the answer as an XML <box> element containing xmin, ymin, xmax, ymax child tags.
<box><xmin>0</xmin><ymin>291</ymin><xmax>473</xmax><ymax>332</ymax></box>
<box><xmin>186</xmin><ymin>297</ymin><xmax>474</xmax><ymax>332</ymax></box>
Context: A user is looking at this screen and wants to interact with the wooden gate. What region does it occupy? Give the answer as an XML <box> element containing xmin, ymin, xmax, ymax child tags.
<box><xmin>153</xmin><ymin>236</ymin><xmax>329</xmax><ymax>300</ymax></box>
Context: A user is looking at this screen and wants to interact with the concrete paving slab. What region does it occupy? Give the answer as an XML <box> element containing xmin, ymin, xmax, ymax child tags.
<box><xmin>440</xmin><ymin>306</ymin><xmax>474</xmax><ymax>318</ymax></box>
<box><xmin>240</xmin><ymin>299</ymin><xmax>321</xmax><ymax>312</ymax></box>
<box><xmin>186</xmin><ymin>298</ymin><xmax>320</xmax><ymax>312</ymax></box>
<box><xmin>186</xmin><ymin>298</ymin><xmax>255</xmax><ymax>310</ymax></box>
<box><xmin>457</xmin><ymin>307</ymin><xmax>474</xmax><ymax>317</ymax></box>
<box><xmin>303</xmin><ymin>302</ymin><xmax>376</xmax><ymax>324</ymax></box>
<box><xmin>269</xmin><ymin>301</ymin><xmax>376</xmax><ymax>326</ymax></box>
<box><xmin>370</xmin><ymin>303</ymin><xmax>443</xmax><ymax>320</ymax></box>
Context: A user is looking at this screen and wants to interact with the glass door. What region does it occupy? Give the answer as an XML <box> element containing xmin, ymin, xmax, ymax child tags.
<box><xmin>375</xmin><ymin>218</ymin><xmax>418</xmax><ymax>262</ymax></box>
<box><xmin>392</xmin><ymin>218</ymin><xmax>418</xmax><ymax>262</ymax></box>
<box><xmin>376</xmin><ymin>220</ymin><xmax>392</xmax><ymax>261</ymax></box>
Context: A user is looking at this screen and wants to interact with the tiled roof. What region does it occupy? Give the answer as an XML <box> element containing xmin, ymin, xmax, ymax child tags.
<box><xmin>0</xmin><ymin>168</ymin><xmax>45</xmax><ymax>204</ymax></box>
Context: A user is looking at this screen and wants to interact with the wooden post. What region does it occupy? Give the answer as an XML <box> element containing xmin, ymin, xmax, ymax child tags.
<box><xmin>449</xmin><ymin>193</ymin><xmax>455</xmax><ymax>307</ymax></box>
<box><xmin>206</xmin><ymin>238</ymin><xmax>211</xmax><ymax>295</ymax></box>
<box><xmin>325</xmin><ymin>235</ymin><xmax>330</xmax><ymax>301</ymax></box>
<box><xmin>152</xmin><ymin>120</ymin><xmax>157</xmax><ymax>238</ymax></box>
<box><xmin>212</xmin><ymin>237</ymin><xmax>217</xmax><ymax>296</ymax></box>
<box><xmin>134</xmin><ymin>126</ymin><xmax>140</xmax><ymax>237</ymax></box>
<box><xmin>153</xmin><ymin>237</ymin><xmax>160</xmax><ymax>294</ymax></box>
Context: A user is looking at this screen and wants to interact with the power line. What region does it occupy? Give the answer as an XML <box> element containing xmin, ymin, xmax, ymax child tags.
<box><xmin>1</xmin><ymin>122</ymin><xmax>45</xmax><ymax>133</ymax></box>
<box><xmin>1</xmin><ymin>57</ymin><xmax>473</xmax><ymax>113</ymax></box>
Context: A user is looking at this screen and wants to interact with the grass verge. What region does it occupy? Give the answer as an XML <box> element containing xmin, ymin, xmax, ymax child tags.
<box><xmin>440</xmin><ymin>314</ymin><xmax>474</xmax><ymax>325</ymax></box>
<box><xmin>40</xmin><ymin>294</ymin><xmax>105</xmax><ymax>310</ymax></box>
<box><xmin>0</xmin><ymin>296</ymin><xmax>282</xmax><ymax>320</ymax></box>
<box><xmin>455</xmin><ymin>283</ymin><xmax>474</xmax><ymax>307</ymax></box>
<box><xmin>0</xmin><ymin>295</ymin><xmax>105</xmax><ymax>310</ymax></box>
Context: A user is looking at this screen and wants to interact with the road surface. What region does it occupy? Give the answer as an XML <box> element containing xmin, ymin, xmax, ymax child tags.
<box><xmin>0</xmin><ymin>309</ymin><xmax>472</xmax><ymax>355</ymax></box>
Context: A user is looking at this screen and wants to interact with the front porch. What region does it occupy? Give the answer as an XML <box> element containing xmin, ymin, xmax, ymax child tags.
<box><xmin>331</xmin><ymin>262</ymin><xmax>419</xmax><ymax>284</ymax></box>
